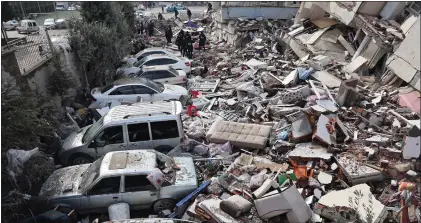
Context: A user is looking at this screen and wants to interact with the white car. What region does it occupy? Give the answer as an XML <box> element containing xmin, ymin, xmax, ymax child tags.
<box><xmin>3</xmin><ymin>20</ymin><xmax>19</xmax><ymax>30</ymax></box>
<box><xmin>68</xmin><ymin>6</ymin><xmax>76</xmax><ymax>11</ymax></box>
<box><xmin>55</xmin><ymin>18</ymin><xmax>67</xmax><ymax>29</ymax></box>
<box><xmin>128</xmin><ymin>65</ymin><xmax>187</xmax><ymax>86</ymax></box>
<box><xmin>117</xmin><ymin>55</ymin><xmax>191</xmax><ymax>77</ymax></box>
<box><xmin>91</xmin><ymin>78</ymin><xmax>188</xmax><ymax>104</ymax></box>
<box><xmin>43</xmin><ymin>18</ymin><xmax>56</xmax><ymax>29</ymax></box>
<box><xmin>122</xmin><ymin>48</ymin><xmax>180</xmax><ymax>65</ymax></box>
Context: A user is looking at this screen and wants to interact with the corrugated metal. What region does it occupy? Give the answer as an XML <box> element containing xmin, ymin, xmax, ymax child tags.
<box><xmin>221</xmin><ymin>7</ymin><xmax>299</xmax><ymax>20</ymax></box>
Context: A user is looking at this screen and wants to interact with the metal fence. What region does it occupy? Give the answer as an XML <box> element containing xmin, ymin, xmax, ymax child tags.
<box><xmin>2</xmin><ymin>28</ymin><xmax>52</xmax><ymax>75</ymax></box>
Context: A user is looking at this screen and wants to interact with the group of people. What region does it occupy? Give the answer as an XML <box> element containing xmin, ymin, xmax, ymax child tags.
<box><xmin>174</xmin><ymin>30</ymin><xmax>207</xmax><ymax>59</ymax></box>
<box><xmin>137</xmin><ymin>20</ymin><xmax>154</xmax><ymax>37</ymax></box>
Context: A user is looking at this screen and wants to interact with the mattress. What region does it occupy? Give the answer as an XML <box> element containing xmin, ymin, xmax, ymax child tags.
<box><xmin>206</xmin><ymin>120</ymin><xmax>271</xmax><ymax>149</ymax></box>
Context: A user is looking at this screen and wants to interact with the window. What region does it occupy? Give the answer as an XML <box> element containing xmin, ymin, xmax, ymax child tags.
<box><xmin>28</xmin><ymin>22</ymin><xmax>33</xmax><ymax>27</ymax></box>
<box><xmin>124</xmin><ymin>175</ymin><xmax>155</xmax><ymax>192</ymax></box>
<box><xmin>101</xmin><ymin>84</ymin><xmax>114</xmax><ymax>94</ymax></box>
<box><xmin>109</xmin><ymin>86</ymin><xmax>134</xmax><ymax>95</ymax></box>
<box><xmin>140</xmin><ymin>71</ymin><xmax>154</xmax><ymax>79</ymax></box>
<box><xmin>96</xmin><ymin>126</ymin><xmax>124</xmax><ymax>145</ymax></box>
<box><xmin>159</xmin><ymin>59</ymin><xmax>177</xmax><ymax>65</ymax></box>
<box><xmin>132</xmin><ymin>85</ymin><xmax>156</xmax><ymax>94</ymax></box>
<box><xmin>128</xmin><ymin>123</ymin><xmax>150</xmax><ymax>142</ymax></box>
<box><xmin>155</xmin><ymin>71</ymin><xmax>175</xmax><ymax>79</ymax></box>
<box><xmin>31</xmin><ymin>22</ymin><xmax>37</xmax><ymax>26</ymax></box>
<box><xmin>88</xmin><ymin>176</ymin><xmax>121</xmax><ymax>195</ymax></box>
<box><xmin>151</xmin><ymin>120</ymin><xmax>179</xmax><ymax>140</ymax></box>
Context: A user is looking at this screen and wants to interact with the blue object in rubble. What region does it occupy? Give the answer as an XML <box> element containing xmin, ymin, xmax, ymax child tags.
<box><xmin>297</xmin><ymin>67</ymin><xmax>315</xmax><ymax>80</ymax></box>
<box><xmin>278</xmin><ymin>131</ymin><xmax>289</xmax><ymax>141</ymax></box>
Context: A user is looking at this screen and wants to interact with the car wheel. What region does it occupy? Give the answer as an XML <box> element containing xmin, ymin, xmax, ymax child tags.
<box><xmin>69</xmin><ymin>154</ymin><xmax>93</xmax><ymax>166</ymax></box>
<box><xmin>152</xmin><ymin>199</ymin><xmax>176</xmax><ymax>213</ymax></box>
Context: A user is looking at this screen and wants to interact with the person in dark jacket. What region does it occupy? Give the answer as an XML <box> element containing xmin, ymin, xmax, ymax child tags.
<box><xmin>185</xmin><ymin>33</ymin><xmax>193</xmax><ymax>59</ymax></box>
<box><xmin>174</xmin><ymin>8</ymin><xmax>179</xmax><ymax>19</ymax></box>
<box><xmin>140</xmin><ymin>21</ymin><xmax>144</xmax><ymax>35</ymax></box>
<box><xmin>207</xmin><ymin>2</ymin><xmax>212</xmax><ymax>13</ymax></box>
<box><xmin>148</xmin><ymin>21</ymin><xmax>154</xmax><ymax>37</ymax></box>
<box><xmin>187</xmin><ymin>8</ymin><xmax>192</xmax><ymax>20</ymax></box>
<box><xmin>181</xmin><ymin>33</ymin><xmax>188</xmax><ymax>57</ymax></box>
<box><xmin>162</xmin><ymin>6</ymin><xmax>164</xmax><ymax>13</ymax></box>
<box><xmin>176</xmin><ymin>30</ymin><xmax>184</xmax><ymax>53</ymax></box>
<box><xmin>158</xmin><ymin>12</ymin><xmax>164</xmax><ymax>20</ymax></box>
<box><xmin>198</xmin><ymin>31</ymin><xmax>206</xmax><ymax>51</ymax></box>
<box><xmin>165</xmin><ymin>25</ymin><xmax>173</xmax><ymax>44</ymax></box>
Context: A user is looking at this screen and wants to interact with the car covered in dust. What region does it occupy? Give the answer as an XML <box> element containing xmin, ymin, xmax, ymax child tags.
<box><xmin>32</xmin><ymin>150</ymin><xmax>198</xmax><ymax>214</ymax></box>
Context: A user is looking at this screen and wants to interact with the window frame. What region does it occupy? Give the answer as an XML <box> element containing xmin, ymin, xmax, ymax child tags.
<box><xmin>123</xmin><ymin>174</ymin><xmax>156</xmax><ymax>192</ymax></box>
<box><xmin>87</xmin><ymin>176</ymin><xmax>122</xmax><ymax>196</ymax></box>
<box><xmin>150</xmin><ymin>120</ymin><xmax>180</xmax><ymax>140</ymax></box>
<box><xmin>127</xmin><ymin>122</ymin><xmax>151</xmax><ymax>142</ymax></box>
<box><xmin>94</xmin><ymin>125</ymin><xmax>124</xmax><ymax>145</ymax></box>
<box><xmin>109</xmin><ymin>85</ymin><xmax>135</xmax><ymax>95</ymax></box>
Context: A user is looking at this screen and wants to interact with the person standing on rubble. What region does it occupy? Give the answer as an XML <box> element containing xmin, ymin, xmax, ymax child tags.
<box><xmin>140</xmin><ymin>21</ymin><xmax>144</xmax><ymax>35</ymax></box>
<box><xmin>161</xmin><ymin>6</ymin><xmax>164</xmax><ymax>14</ymax></box>
<box><xmin>165</xmin><ymin>25</ymin><xmax>173</xmax><ymax>44</ymax></box>
<box><xmin>174</xmin><ymin>7</ymin><xmax>179</xmax><ymax>19</ymax></box>
<box><xmin>148</xmin><ymin>21</ymin><xmax>154</xmax><ymax>37</ymax></box>
<box><xmin>176</xmin><ymin>30</ymin><xmax>184</xmax><ymax>53</ymax></box>
<box><xmin>181</xmin><ymin>32</ymin><xmax>189</xmax><ymax>57</ymax></box>
<box><xmin>207</xmin><ymin>2</ymin><xmax>212</xmax><ymax>13</ymax></box>
<box><xmin>187</xmin><ymin>8</ymin><xmax>192</xmax><ymax>21</ymax></box>
<box><xmin>185</xmin><ymin>33</ymin><xmax>193</xmax><ymax>59</ymax></box>
<box><xmin>158</xmin><ymin>12</ymin><xmax>163</xmax><ymax>21</ymax></box>
<box><xmin>199</xmin><ymin>31</ymin><xmax>206</xmax><ymax>51</ymax></box>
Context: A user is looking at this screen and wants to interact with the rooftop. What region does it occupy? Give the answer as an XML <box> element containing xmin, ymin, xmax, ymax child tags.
<box><xmin>104</xmin><ymin>101</ymin><xmax>180</xmax><ymax>125</ymax></box>
<box><xmin>100</xmin><ymin>150</ymin><xmax>158</xmax><ymax>177</ymax></box>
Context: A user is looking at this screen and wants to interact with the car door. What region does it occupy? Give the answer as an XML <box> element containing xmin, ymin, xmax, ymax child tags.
<box><xmin>108</xmin><ymin>85</ymin><xmax>137</xmax><ymax>103</ymax></box>
<box><xmin>126</xmin><ymin>122</ymin><xmax>153</xmax><ymax>150</ymax></box>
<box><xmin>132</xmin><ymin>85</ymin><xmax>155</xmax><ymax>102</ymax></box>
<box><xmin>90</xmin><ymin>125</ymin><xmax>127</xmax><ymax>159</ymax></box>
<box><xmin>150</xmin><ymin>120</ymin><xmax>181</xmax><ymax>153</ymax></box>
<box><xmin>121</xmin><ymin>174</ymin><xmax>159</xmax><ymax>210</ymax></box>
<box><xmin>82</xmin><ymin>176</ymin><xmax>122</xmax><ymax>213</ymax></box>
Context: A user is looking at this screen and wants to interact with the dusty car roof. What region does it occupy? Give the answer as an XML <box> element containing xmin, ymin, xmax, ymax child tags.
<box><xmin>104</xmin><ymin>101</ymin><xmax>181</xmax><ymax>125</ymax></box>
<box><xmin>100</xmin><ymin>150</ymin><xmax>157</xmax><ymax>177</ymax></box>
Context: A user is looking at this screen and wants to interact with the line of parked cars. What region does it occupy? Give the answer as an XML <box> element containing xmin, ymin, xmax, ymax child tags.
<box><xmin>25</xmin><ymin>47</ymin><xmax>199</xmax><ymax>220</ymax></box>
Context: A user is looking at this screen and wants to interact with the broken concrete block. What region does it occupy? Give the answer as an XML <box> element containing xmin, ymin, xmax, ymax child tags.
<box><xmin>288</xmin><ymin>143</ymin><xmax>333</xmax><ymax>160</ymax></box>
<box><xmin>199</xmin><ymin>198</ymin><xmax>241</xmax><ymax>223</ymax></box>
<box><xmin>336</xmin><ymin>153</ymin><xmax>384</xmax><ymax>185</ymax></box>
<box><xmin>314</xmin><ymin>184</ymin><xmax>388</xmax><ymax>223</ymax></box>
<box><xmin>336</xmin><ymin>79</ymin><xmax>363</xmax><ymax>107</ymax></box>
<box><xmin>313</xmin><ymin>115</ymin><xmax>336</xmax><ymax>146</ymax></box>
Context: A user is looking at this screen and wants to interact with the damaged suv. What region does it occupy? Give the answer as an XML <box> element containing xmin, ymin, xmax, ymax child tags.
<box><xmin>32</xmin><ymin>150</ymin><xmax>197</xmax><ymax>214</ymax></box>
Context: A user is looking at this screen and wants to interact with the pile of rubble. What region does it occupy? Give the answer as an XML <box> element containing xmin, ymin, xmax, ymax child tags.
<box><xmin>161</xmin><ymin>10</ymin><xmax>421</xmax><ymax>223</ymax></box>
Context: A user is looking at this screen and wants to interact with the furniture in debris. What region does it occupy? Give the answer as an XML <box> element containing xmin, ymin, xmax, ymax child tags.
<box><xmin>206</xmin><ymin>120</ymin><xmax>271</xmax><ymax>150</ymax></box>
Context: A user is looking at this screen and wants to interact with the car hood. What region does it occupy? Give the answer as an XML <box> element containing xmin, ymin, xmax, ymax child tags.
<box><xmin>173</xmin><ymin>157</ymin><xmax>197</xmax><ymax>186</ymax></box>
<box><xmin>163</xmin><ymin>84</ymin><xmax>187</xmax><ymax>95</ymax></box>
<box><xmin>44</xmin><ymin>22</ymin><xmax>55</xmax><ymax>25</ymax></box>
<box><xmin>39</xmin><ymin>164</ymin><xmax>89</xmax><ymax>197</ymax></box>
<box><xmin>61</xmin><ymin>125</ymin><xmax>89</xmax><ymax>150</ymax></box>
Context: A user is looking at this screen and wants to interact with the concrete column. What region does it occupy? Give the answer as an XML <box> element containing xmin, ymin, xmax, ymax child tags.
<box><xmin>352</xmin><ymin>35</ymin><xmax>371</xmax><ymax>61</ymax></box>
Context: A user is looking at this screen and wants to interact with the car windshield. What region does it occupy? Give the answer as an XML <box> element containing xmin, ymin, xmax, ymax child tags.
<box><xmin>79</xmin><ymin>156</ymin><xmax>104</xmax><ymax>191</ymax></box>
<box><xmin>133</xmin><ymin>56</ymin><xmax>149</xmax><ymax>67</ymax></box>
<box><xmin>45</xmin><ymin>19</ymin><xmax>54</xmax><ymax>23</ymax></box>
<box><xmin>144</xmin><ymin>79</ymin><xmax>165</xmax><ymax>93</ymax></box>
<box><xmin>82</xmin><ymin>116</ymin><xmax>104</xmax><ymax>143</ymax></box>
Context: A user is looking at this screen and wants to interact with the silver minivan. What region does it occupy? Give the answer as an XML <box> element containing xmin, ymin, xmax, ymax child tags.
<box><xmin>58</xmin><ymin>101</ymin><xmax>185</xmax><ymax>166</ymax></box>
<box><xmin>17</xmin><ymin>20</ymin><xmax>40</xmax><ymax>34</ymax></box>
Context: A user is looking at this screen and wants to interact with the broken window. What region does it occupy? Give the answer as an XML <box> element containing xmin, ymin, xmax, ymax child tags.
<box><xmin>89</xmin><ymin>176</ymin><xmax>121</xmax><ymax>195</ymax></box>
<box><xmin>124</xmin><ymin>175</ymin><xmax>155</xmax><ymax>192</ymax></box>
<box><xmin>150</xmin><ymin>120</ymin><xmax>179</xmax><ymax>140</ymax></box>
<box><xmin>96</xmin><ymin>126</ymin><xmax>124</xmax><ymax>145</ymax></box>
<box><xmin>128</xmin><ymin>123</ymin><xmax>150</xmax><ymax>142</ymax></box>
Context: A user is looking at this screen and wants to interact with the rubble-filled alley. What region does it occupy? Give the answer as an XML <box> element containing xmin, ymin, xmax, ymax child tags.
<box><xmin>2</xmin><ymin>1</ymin><xmax>420</xmax><ymax>223</ymax></box>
